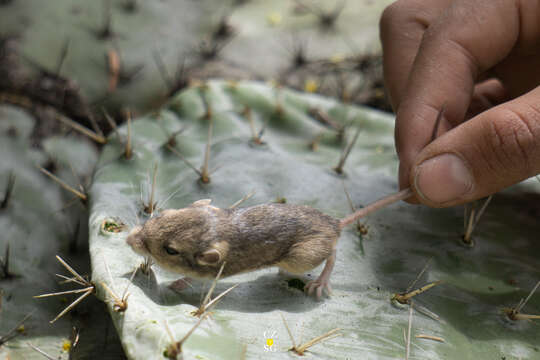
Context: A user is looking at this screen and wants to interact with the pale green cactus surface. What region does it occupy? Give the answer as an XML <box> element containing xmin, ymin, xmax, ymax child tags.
<box><xmin>0</xmin><ymin>105</ymin><xmax>124</xmax><ymax>360</ymax></box>
<box><xmin>89</xmin><ymin>81</ymin><xmax>540</xmax><ymax>360</ymax></box>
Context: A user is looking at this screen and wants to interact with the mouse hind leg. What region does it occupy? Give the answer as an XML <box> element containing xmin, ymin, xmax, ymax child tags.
<box><xmin>277</xmin><ymin>236</ymin><xmax>336</xmax><ymax>298</ymax></box>
<box><xmin>304</xmin><ymin>248</ymin><xmax>336</xmax><ymax>299</ymax></box>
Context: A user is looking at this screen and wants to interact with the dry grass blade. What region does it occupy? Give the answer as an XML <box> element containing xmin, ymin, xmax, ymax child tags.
<box><xmin>193</xmin><ymin>262</ymin><xmax>227</xmax><ymax>316</ymax></box>
<box><xmin>308</xmin><ymin>107</ymin><xmax>342</xmax><ymax>131</ymax></box>
<box><xmin>406</xmin><ymin>258</ymin><xmax>433</xmax><ymax>293</ymax></box>
<box><xmin>200</xmin><ymin>86</ymin><xmax>213</xmax><ymax>120</ymax></box>
<box><xmin>55</xmin><ymin>255</ymin><xmax>90</xmax><ymax>286</ymax></box>
<box><xmin>28</xmin><ymin>343</ymin><xmax>56</xmax><ymax>360</ymax></box>
<box><xmin>295</xmin><ymin>328</ymin><xmax>341</xmax><ymax>354</ymax></box>
<box><xmin>159</xmin><ymin>118</ymin><xmax>188</xmax><ymax>147</ymax></box>
<box><xmin>179</xmin><ymin>313</ymin><xmax>210</xmax><ymax>344</ymax></box>
<box><xmin>204</xmin><ymin>284</ymin><xmax>239</xmax><ymax>311</ymax></box>
<box><xmin>101</xmin><ymin>281</ymin><xmax>121</xmax><ymax>303</ymax></box>
<box><xmin>393</xmin><ymin>280</ymin><xmax>443</xmax><ymax>304</ymax></box>
<box><xmin>405</xmin><ymin>301</ymin><xmax>413</xmax><ymax>360</ymax></box>
<box><xmin>34</xmin><ymin>286</ymin><xmax>94</xmax><ymax>298</ymax></box>
<box><xmin>503</xmin><ymin>281</ymin><xmax>540</xmax><ymax>321</ymax></box>
<box><xmin>245</xmin><ymin>107</ymin><xmax>255</xmax><ymax>135</ymax></box>
<box><xmin>70</xmin><ymin>325</ymin><xmax>81</xmax><ymax>350</ymax></box>
<box><xmin>67</xmin><ymin>162</ymin><xmax>85</xmax><ymax>195</ymax></box>
<box><xmin>200</xmin><ymin>115</ymin><xmax>213</xmax><ymax>183</ymax></box>
<box><xmin>1</xmin><ymin>311</ymin><xmax>34</xmax><ymax>345</ymax></box>
<box><xmin>511</xmin><ymin>313</ymin><xmax>540</xmax><ymax>320</ymax></box>
<box><xmin>103</xmin><ymin>109</ymin><xmax>119</xmax><ymax>138</ymax></box>
<box><xmin>107</xmin><ymin>48</ymin><xmax>120</xmax><ymax>92</ymax></box>
<box><xmin>55</xmin><ymin>113</ymin><xmax>106</xmax><ymax>144</ymax></box>
<box><xmin>463</xmin><ymin>195</ymin><xmax>493</xmax><ymax>245</ymax></box>
<box><xmin>140</xmin><ymin>256</ymin><xmax>153</xmax><ymax>275</ymax></box>
<box><xmin>34</xmin><ymin>256</ymin><xmax>94</xmax><ymax>323</ymax></box>
<box><xmin>166</xmin><ymin>144</ymin><xmax>203</xmax><ymax>176</ymax></box>
<box><xmin>144</xmin><ymin>163</ymin><xmax>158</xmax><ymax>215</ymax></box>
<box><xmin>472</xmin><ymin>195</ymin><xmax>493</xmax><ymax>230</ymax></box>
<box><xmin>202</xmin><ymin>262</ymin><xmax>225</xmax><ymax>307</ymax></box>
<box><xmin>39</xmin><ymin>168</ymin><xmax>87</xmax><ymax>201</ymax></box>
<box><xmin>463</xmin><ymin>205</ymin><xmax>476</xmax><ymax>244</ymax></box>
<box><xmin>342</xmin><ymin>182</ymin><xmax>369</xmax><ymax>236</ymax></box>
<box><xmin>101</xmin><ymin>266</ymin><xmax>137</xmax><ymax>312</ymax></box>
<box><xmin>164</xmin><ymin>313</ymin><xmax>210</xmax><ymax>359</ymax></box>
<box><xmin>415</xmin><ymin>303</ymin><xmax>441</xmax><ymax>322</ymax></box>
<box><xmin>281</xmin><ymin>314</ymin><xmax>341</xmax><ymax>355</ymax></box>
<box><xmin>280</xmin><ymin>314</ymin><xmax>297</xmax><ymax>350</ymax></box>
<box><xmin>156</xmin><ymin>187</ymin><xmax>183</xmax><ymax>211</ymax></box>
<box><xmin>229</xmin><ymin>191</ymin><xmax>255</xmax><ymax>209</ymax></box>
<box><xmin>50</xmin><ymin>288</ymin><xmax>93</xmax><ymax>324</ymax></box>
<box><xmin>333</xmin><ymin>126</ymin><xmax>360</xmax><ymax>174</ymax></box>
<box><xmin>415</xmin><ymin>334</ymin><xmax>445</xmax><ymax>343</ymax></box>
<box><xmin>516</xmin><ymin>281</ymin><xmax>540</xmax><ymax>314</ymax></box>
<box><xmin>122</xmin><ymin>267</ymin><xmax>138</xmax><ymax>300</ymax></box>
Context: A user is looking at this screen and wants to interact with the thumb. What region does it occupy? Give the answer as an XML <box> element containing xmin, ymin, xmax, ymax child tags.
<box><xmin>410</xmin><ymin>86</ymin><xmax>540</xmax><ymax>207</ymax></box>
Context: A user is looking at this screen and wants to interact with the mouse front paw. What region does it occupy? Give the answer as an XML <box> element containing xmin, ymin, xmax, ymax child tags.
<box><xmin>168</xmin><ymin>277</ymin><xmax>192</xmax><ymax>292</ymax></box>
<box><xmin>304</xmin><ymin>279</ymin><xmax>332</xmax><ymax>299</ymax></box>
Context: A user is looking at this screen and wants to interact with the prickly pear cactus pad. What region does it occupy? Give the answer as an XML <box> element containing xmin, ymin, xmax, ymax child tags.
<box><xmin>0</xmin><ymin>106</ymin><xmax>99</xmax><ymax>359</ymax></box>
<box><xmin>89</xmin><ymin>81</ymin><xmax>540</xmax><ymax>360</ymax></box>
<box><xmin>0</xmin><ymin>104</ymin><xmax>128</xmax><ymax>360</ymax></box>
<box><xmin>0</xmin><ymin>105</ymin><xmax>74</xmax><ymax>359</ymax></box>
<box><xmin>0</xmin><ymin>0</ymin><xmax>392</xmax><ymax>113</ymax></box>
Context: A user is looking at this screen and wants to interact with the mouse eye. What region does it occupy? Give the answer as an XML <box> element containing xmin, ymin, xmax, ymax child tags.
<box><xmin>163</xmin><ymin>245</ymin><xmax>179</xmax><ymax>255</ymax></box>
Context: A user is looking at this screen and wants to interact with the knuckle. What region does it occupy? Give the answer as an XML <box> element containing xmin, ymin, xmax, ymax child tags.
<box><xmin>379</xmin><ymin>0</ymin><xmax>409</xmax><ymax>35</ymax></box>
<box><xmin>485</xmin><ymin>107</ymin><xmax>539</xmax><ymax>173</ymax></box>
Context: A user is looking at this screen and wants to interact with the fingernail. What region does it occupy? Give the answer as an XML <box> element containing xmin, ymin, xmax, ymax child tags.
<box><xmin>414</xmin><ymin>154</ymin><xmax>474</xmax><ymax>204</ymax></box>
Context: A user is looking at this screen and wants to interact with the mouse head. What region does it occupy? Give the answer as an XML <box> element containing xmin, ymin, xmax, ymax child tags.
<box><xmin>126</xmin><ymin>199</ymin><xmax>228</xmax><ymax>278</ymax></box>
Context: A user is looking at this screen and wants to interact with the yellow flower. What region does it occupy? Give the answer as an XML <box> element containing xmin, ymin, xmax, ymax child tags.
<box><xmin>62</xmin><ymin>340</ymin><xmax>72</xmax><ymax>352</ymax></box>
<box><xmin>266</xmin><ymin>12</ymin><xmax>282</xmax><ymax>26</ymax></box>
<box><xmin>304</xmin><ymin>79</ymin><xmax>319</xmax><ymax>93</ymax></box>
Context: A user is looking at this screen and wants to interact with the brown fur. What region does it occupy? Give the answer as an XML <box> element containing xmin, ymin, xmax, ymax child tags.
<box><xmin>126</xmin><ymin>199</ymin><xmax>341</xmax><ymax>279</ymax></box>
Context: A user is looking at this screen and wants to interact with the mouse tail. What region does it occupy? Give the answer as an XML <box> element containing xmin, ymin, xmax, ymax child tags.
<box><xmin>339</xmin><ymin>188</ymin><xmax>413</xmax><ymax>228</ymax></box>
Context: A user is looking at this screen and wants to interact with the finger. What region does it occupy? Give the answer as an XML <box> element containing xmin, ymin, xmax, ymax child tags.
<box><xmin>379</xmin><ymin>0</ymin><xmax>452</xmax><ymax>109</ymax></box>
<box><xmin>466</xmin><ymin>79</ymin><xmax>507</xmax><ymax>119</ymax></box>
<box><xmin>398</xmin><ymin>79</ymin><xmax>506</xmax><ymax>200</ymax></box>
<box><xmin>411</xmin><ymin>86</ymin><xmax>540</xmax><ymax>207</ymax></box>
<box><xmin>396</xmin><ymin>0</ymin><xmax>521</xmax><ymax>190</ymax></box>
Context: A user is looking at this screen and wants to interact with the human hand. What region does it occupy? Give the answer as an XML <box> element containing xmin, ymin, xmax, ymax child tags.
<box><xmin>380</xmin><ymin>0</ymin><xmax>540</xmax><ymax>207</ymax></box>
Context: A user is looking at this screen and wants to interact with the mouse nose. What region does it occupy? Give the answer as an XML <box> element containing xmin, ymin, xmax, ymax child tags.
<box><xmin>126</xmin><ymin>226</ymin><xmax>147</xmax><ymax>254</ymax></box>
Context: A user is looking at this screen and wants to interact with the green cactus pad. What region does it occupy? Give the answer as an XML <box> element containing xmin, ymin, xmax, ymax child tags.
<box><xmin>0</xmin><ymin>0</ymin><xmax>392</xmax><ymax>113</ymax></box>
<box><xmin>89</xmin><ymin>81</ymin><xmax>540</xmax><ymax>359</ymax></box>
<box><xmin>0</xmin><ymin>105</ymin><xmax>124</xmax><ymax>359</ymax></box>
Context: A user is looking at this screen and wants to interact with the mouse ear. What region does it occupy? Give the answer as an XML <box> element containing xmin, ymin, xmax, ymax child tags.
<box><xmin>196</xmin><ymin>249</ymin><xmax>221</xmax><ymax>265</ymax></box>
<box><xmin>196</xmin><ymin>241</ymin><xmax>229</xmax><ymax>266</ymax></box>
<box><xmin>191</xmin><ymin>199</ymin><xmax>212</xmax><ymax>207</ymax></box>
